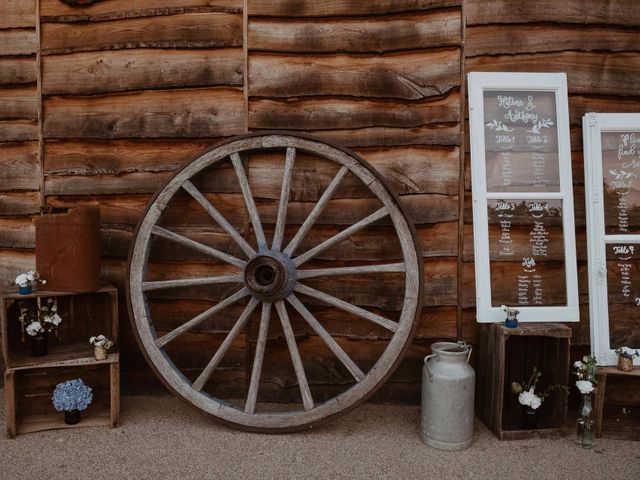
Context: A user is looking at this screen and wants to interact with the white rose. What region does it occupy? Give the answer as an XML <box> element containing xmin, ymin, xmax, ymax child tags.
<box><xmin>89</xmin><ymin>336</ymin><xmax>96</xmax><ymax>345</ymax></box>
<box><xmin>26</xmin><ymin>321</ymin><xmax>42</xmax><ymax>336</ymax></box>
<box><xmin>51</xmin><ymin>313</ymin><xmax>62</xmax><ymax>326</ymax></box>
<box><xmin>530</xmin><ymin>394</ymin><xmax>542</xmax><ymax>410</ymax></box>
<box><xmin>26</xmin><ymin>271</ymin><xmax>36</xmax><ymax>282</ymax></box>
<box><xmin>15</xmin><ymin>274</ymin><xmax>28</xmax><ymax>287</ymax></box>
<box><xmin>573</xmin><ymin>361</ymin><xmax>583</xmax><ymax>368</ymax></box>
<box><xmin>518</xmin><ymin>390</ymin><xmax>534</xmax><ymax>407</ymax></box>
<box><xmin>576</xmin><ymin>380</ymin><xmax>594</xmax><ymax>394</ymax></box>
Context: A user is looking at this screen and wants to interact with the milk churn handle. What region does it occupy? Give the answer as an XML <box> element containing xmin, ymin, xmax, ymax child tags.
<box><xmin>457</xmin><ymin>341</ymin><xmax>473</xmax><ymax>362</ymax></box>
<box><xmin>424</xmin><ymin>354</ymin><xmax>438</xmax><ymax>382</ymax></box>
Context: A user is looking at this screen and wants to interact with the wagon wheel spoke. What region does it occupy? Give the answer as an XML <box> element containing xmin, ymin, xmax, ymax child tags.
<box><xmin>192</xmin><ymin>297</ymin><xmax>260</xmax><ymax>392</ymax></box>
<box><xmin>143</xmin><ymin>274</ymin><xmax>243</xmax><ymax>292</ymax></box>
<box><xmin>182</xmin><ymin>180</ymin><xmax>256</xmax><ymax>258</ymax></box>
<box><xmin>152</xmin><ymin>225</ymin><xmax>246</xmax><ymax>269</ymax></box>
<box><xmin>155</xmin><ymin>288</ymin><xmax>249</xmax><ymax>348</ymax></box>
<box><xmin>275</xmin><ymin>301</ymin><xmax>314</xmax><ymax>411</ymax></box>
<box><xmin>293</xmin><ymin>207</ymin><xmax>389</xmax><ymax>267</ymax></box>
<box><xmin>231</xmin><ymin>152</ymin><xmax>268</xmax><ymax>252</ymax></box>
<box><xmin>296</xmin><ymin>263</ymin><xmax>405</xmax><ymax>279</ymax></box>
<box><xmin>283</xmin><ymin>166</ymin><xmax>348</xmax><ymax>257</ymax></box>
<box><xmin>245</xmin><ymin>302</ymin><xmax>272</xmax><ymax>414</ymax></box>
<box><xmin>272</xmin><ymin>147</ymin><xmax>296</xmax><ymax>251</ymax></box>
<box><xmin>287</xmin><ymin>294</ymin><xmax>365</xmax><ymax>382</ymax></box>
<box><xmin>294</xmin><ymin>283</ymin><xmax>398</xmax><ymax>333</ymax></box>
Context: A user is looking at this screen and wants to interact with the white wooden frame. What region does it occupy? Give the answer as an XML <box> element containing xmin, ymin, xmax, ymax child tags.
<box><xmin>468</xmin><ymin>72</ymin><xmax>579</xmax><ymax>323</ymax></box>
<box><xmin>584</xmin><ymin>113</ymin><xmax>640</xmax><ymax>365</ymax></box>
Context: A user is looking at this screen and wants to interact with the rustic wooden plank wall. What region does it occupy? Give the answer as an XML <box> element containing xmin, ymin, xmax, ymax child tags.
<box><xmin>0</xmin><ymin>0</ymin><xmax>638</xmax><ymax>402</ymax></box>
<box><xmin>462</xmin><ymin>0</ymin><xmax>640</xmax><ymax>348</ymax></box>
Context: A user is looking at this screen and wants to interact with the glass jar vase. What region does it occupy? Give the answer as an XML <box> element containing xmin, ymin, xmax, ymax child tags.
<box><xmin>576</xmin><ymin>393</ymin><xmax>595</xmax><ymax>449</ymax></box>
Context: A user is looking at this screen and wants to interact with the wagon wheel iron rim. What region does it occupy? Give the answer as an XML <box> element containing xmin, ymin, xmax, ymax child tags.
<box><xmin>126</xmin><ymin>132</ymin><xmax>424</xmax><ymax>432</ymax></box>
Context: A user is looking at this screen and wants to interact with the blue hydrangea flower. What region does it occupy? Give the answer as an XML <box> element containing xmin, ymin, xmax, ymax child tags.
<box><xmin>52</xmin><ymin>378</ymin><xmax>93</xmax><ymax>412</ymax></box>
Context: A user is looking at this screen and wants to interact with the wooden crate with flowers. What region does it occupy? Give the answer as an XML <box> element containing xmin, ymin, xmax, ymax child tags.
<box><xmin>1</xmin><ymin>275</ymin><xmax>119</xmax><ymax>437</ymax></box>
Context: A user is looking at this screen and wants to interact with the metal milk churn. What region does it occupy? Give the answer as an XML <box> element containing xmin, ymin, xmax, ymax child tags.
<box><xmin>421</xmin><ymin>341</ymin><xmax>475</xmax><ymax>450</ymax></box>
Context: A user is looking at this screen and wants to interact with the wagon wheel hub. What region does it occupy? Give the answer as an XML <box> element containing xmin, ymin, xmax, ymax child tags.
<box><xmin>244</xmin><ymin>251</ymin><xmax>296</xmax><ymax>301</ymax></box>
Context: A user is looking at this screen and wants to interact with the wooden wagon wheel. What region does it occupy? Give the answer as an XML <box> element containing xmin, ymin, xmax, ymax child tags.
<box><xmin>127</xmin><ymin>132</ymin><xmax>423</xmax><ymax>432</ymax></box>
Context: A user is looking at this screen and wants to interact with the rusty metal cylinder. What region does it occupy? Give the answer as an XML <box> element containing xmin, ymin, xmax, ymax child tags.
<box><xmin>421</xmin><ymin>341</ymin><xmax>475</xmax><ymax>450</ymax></box>
<box><xmin>35</xmin><ymin>206</ymin><xmax>101</xmax><ymax>293</ymax></box>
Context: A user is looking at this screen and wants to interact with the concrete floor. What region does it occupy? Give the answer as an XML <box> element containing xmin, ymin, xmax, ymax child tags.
<box><xmin>1</xmin><ymin>392</ymin><xmax>638</xmax><ymax>479</ymax></box>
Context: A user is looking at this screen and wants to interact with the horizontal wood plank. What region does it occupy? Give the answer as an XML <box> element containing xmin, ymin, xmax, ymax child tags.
<box><xmin>466</xmin><ymin>24</ymin><xmax>640</xmax><ymax>57</ymax></box>
<box><xmin>43</xmin><ymin>139</ymin><xmax>217</xmax><ymax>174</ymax></box>
<box><xmin>0</xmin><ymin>87</ymin><xmax>38</xmax><ymax>121</ymax></box>
<box><xmin>249</xmin><ymin>91</ymin><xmax>460</xmax><ymax>130</ymax></box>
<box><xmin>465</xmin><ymin>52</ymin><xmax>640</xmax><ymax>97</ymax></box>
<box><xmin>40</xmin><ymin>0</ymin><xmax>242</xmax><ymax>22</ymax></box>
<box><xmin>0</xmin><ymin>0</ymin><xmax>36</xmax><ymax>28</ymax></box>
<box><xmin>248</xmin><ymin>0</ymin><xmax>461</xmax><ymax>16</ymax></box>
<box><xmin>43</xmin><ymin>88</ymin><xmax>244</xmax><ymax>139</ymax></box>
<box><xmin>47</xmin><ymin>191</ymin><xmax>458</xmax><ymax>225</ymax></box>
<box><xmin>0</xmin><ymin>120</ymin><xmax>38</xmax><ymax>142</ymax></box>
<box><xmin>0</xmin><ymin>29</ymin><xmax>37</xmax><ymax>56</ymax></box>
<box><xmin>42</xmin><ymin>12</ymin><xmax>242</xmax><ymax>54</ymax></box>
<box><xmin>466</xmin><ymin>0</ymin><xmax>640</xmax><ymax>26</ymax></box>
<box><xmin>249</xmin><ymin>49</ymin><xmax>460</xmax><ymax>99</ymax></box>
<box><xmin>0</xmin><ymin>192</ymin><xmax>40</xmax><ymax>216</ymax></box>
<box><xmin>42</xmin><ymin>48</ymin><xmax>243</xmax><ymax>95</ymax></box>
<box><xmin>0</xmin><ymin>217</ymin><xmax>35</xmax><ymax>248</ymax></box>
<box><xmin>292</xmin><ymin>124</ymin><xmax>461</xmax><ymax>148</ymax></box>
<box><xmin>0</xmin><ymin>58</ymin><xmax>37</xmax><ymax>87</ymax></box>
<box><xmin>0</xmin><ymin>142</ymin><xmax>40</xmax><ymax>191</ymax></box>
<box><xmin>248</xmin><ymin>10</ymin><xmax>461</xmax><ymax>53</ymax></box>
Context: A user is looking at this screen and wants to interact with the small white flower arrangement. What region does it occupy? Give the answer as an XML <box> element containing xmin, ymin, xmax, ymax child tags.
<box><xmin>501</xmin><ymin>304</ymin><xmax>519</xmax><ymax>319</ymax></box>
<box><xmin>14</xmin><ymin>270</ymin><xmax>45</xmax><ymax>292</ymax></box>
<box><xmin>511</xmin><ymin>367</ymin><xmax>568</xmax><ymax>411</ymax></box>
<box><xmin>18</xmin><ymin>297</ymin><xmax>62</xmax><ymax>338</ymax></box>
<box><xmin>89</xmin><ymin>335</ymin><xmax>113</xmax><ymax>350</ymax></box>
<box><xmin>573</xmin><ymin>355</ymin><xmax>598</xmax><ymax>394</ymax></box>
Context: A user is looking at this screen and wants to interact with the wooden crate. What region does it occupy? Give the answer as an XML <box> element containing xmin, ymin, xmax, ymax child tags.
<box><xmin>1</xmin><ymin>285</ymin><xmax>120</xmax><ymax>438</ymax></box>
<box><xmin>594</xmin><ymin>367</ymin><xmax>640</xmax><ymax>441</ymax></box>
<box><xmin>4</xmin><ymin>360</ymin><xmax>120</xmax><ymax>437</ymax></box>
<box><xmin>1</xmin><ymin>285</ymin><xmax>118</xmax><ymax>368</ymax></box>
<box><xmin>476</xmin><ymin>322</ymin><xmax>571</xmax><ymax>440</ymax></box>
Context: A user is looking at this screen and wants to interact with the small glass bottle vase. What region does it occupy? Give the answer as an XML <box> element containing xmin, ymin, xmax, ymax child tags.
<box><xmin>576</xmin><ymin>394</ymin><xmax>595</xmax><ymax>449</ymax></box>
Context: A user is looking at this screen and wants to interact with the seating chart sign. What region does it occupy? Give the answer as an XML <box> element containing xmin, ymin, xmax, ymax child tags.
<box><xmin>584</xmin><ymin>114</ymin><xmax>640</xmax><ymax>365</ymax></box>
<box><xmin>468</xmin><ymin>73</ymin><xmax>578</xmax><ymax>323</ymax></box>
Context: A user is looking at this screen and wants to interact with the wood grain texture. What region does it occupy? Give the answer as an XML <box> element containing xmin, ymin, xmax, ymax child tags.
<box><xmin>466</xmin><ymin>0</ymin><xmax>640</xmax><ymax>26</ymax></box>
<box><xmin>0</xmin><ymin>121</ymin><xmax>38</xmax><ymax>142</ymax></box>
<box><xmin>43</xmin><ymin>88</ymin><xmax>244</xmax><ymax>139</ymax></box>
<box><xmin>42</xmin><ymin>48</ymin><xmax>243</xmax><ymax>95</ymax></box>
<box><xmin>248</xmin><ymin>10</ymin><xmax>461</xmax><ymax>53</ymax></box>
<box><xmin>466</xmin><ymin>52</ymin><xmax>640</xmax><ymax>97</ymax></box>
<box><xmin>42</xmin><ymin>12</ymin><xmax>242</xmax><ymax>54</ymax></box>
<box><xmin>0</xmin><ymin>217</ymin><xmax>35</xmax><ymax>249</ymax></box>
<box><xmin>43</xmin><ymin>139</ymin><xmax>218</xmax><ymax>175</ymax></box>
<box><xmin>466</xmin><ymin>25</ymin><xmax>640</xmax><ymax>57</ymax></box>
<box><xmin>40</xmin><ymin>0</ymin><xmax>242</xmax><ymax>22</ymax></box>
<box><xmin>0</xmin><ymin>29</ymin><xmax>38</xmax><ymax>56</ymax></box>
<box><xmin>0</xmin><ymin>248</ymin><xmax>35</xmax><ymax>286</ymax></box>
<box><xmin>0</xmin><ymin>0</ymin><xmax>36</xmax><ymax>29</ymax></box>
<box><xmin>249</xmin><ymin>91</ymin><xmax>460</xmax><ymax>130</ymax></box>
<box><xmin>0</xmin><ymin>88</ymin><xmax>38</xmax><ymax>121</ymax></box>
<box><xmin>0</xmin><ymin>59</ymin><xmax>37</xmax><ymax>86</ymax></box>
<box><xmin>249</xmin><ymin>50</ymin><xmax>460</xmax><ymax>99</ymax></box>
<box><xmin>0</xmin><ymin>142</ymin><xmax>40</xmax><ymax>191</ymax></box>
<box><xmin>248</xmin><ymin>0</ymin><xmax>461</xmax><ymax>17</ymax></box>
<box><xmin>0</xmin><ymin>192</ymin><xmax>40</xmax><ymax>216</ymax></box>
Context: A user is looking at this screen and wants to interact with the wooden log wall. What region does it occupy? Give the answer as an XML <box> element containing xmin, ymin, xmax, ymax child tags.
<box><xmin>0</xmin><ymin>0</ymin><xmax>638</xmax><ymax>402</ymax></box>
